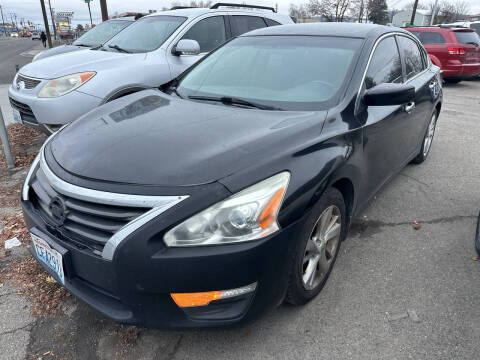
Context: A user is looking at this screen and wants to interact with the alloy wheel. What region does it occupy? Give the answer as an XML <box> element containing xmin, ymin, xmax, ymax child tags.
<box><xmin>302</xmin><ymin>205</ymin><xmax>341</xmax><ymax>290</ymax></box>
<box><xmin>423</xmin><ymin>113</ymin><xmax>437</xmax><ymax>157</ymax></box>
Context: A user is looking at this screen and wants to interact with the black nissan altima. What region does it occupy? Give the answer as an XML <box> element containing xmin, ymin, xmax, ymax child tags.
<box><xmin>21</xmin><ymin>23</ymin><xmax>442</xmax><ymax>328</ymax></box>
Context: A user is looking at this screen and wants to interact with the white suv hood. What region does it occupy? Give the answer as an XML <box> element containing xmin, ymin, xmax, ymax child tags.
<box><xmin>19</xmin><ymin>48</ymin><xmax>147</xmax><ymax>79</ymax></box>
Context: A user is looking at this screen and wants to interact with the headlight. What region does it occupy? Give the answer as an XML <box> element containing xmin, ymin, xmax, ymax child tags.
<box><xmin>32</xmin><ymin>51</ymin><xmax>44</xmax><ymax>62</ymax></box>
<box><xmin>164</xmin><ymin>172</ymin><xmax>290</xmax><ymax>247</ymax></box>
<box><xmin>38</xmin><ymin>72</ymin><xmax>96</xmax><ymax>98</ymax></box>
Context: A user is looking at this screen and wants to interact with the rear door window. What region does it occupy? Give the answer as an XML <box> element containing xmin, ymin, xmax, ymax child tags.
<box><xmin>420</xmin><ymin>32</ymin><xmax>446</xmax><ymax>44</ymax></box>
<box><xmin>230</xmin><ymin>16</ymin><xmax>267</xmax><ymax>36</ymax></box>
<box><xmin>397</xmin><ymin>36</ymin><xmax>425</xmax><ymax>80</ymax></box>
<box><xmin>181</xmin><ymin>16</ymin><xmax>227</xmax><ymax>53</ymax></box>
<box><xmin>365</xmin><ymin>36</ymin><xmax>403</xmax><ymax>89</ymax></box>
<box><xmin>454</xmin><ymin>31</ymin><xmax>480</xmax><ymax>46</ymax></box>
<box><xmin>264</xmin><ymin>18</ymin><xmax>280</xmax><ymax>26</ymax></box>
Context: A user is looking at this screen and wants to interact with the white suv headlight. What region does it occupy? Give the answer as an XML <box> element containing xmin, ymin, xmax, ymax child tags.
<box><xmin>164</xmin><ymin>172</ymin><xmax>290</xmax><ymax>247</ymax></box>
<box><xmin>38</xmin><ymin>72</ymin><xmax>95</xmax><ymax>98</ymax></box>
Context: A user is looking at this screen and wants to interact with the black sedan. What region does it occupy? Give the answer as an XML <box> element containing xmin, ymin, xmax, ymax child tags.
<box><xmin>21</xmin><ymin>23</ymin><xmax>442</xmax><ymax>328</ymax></box>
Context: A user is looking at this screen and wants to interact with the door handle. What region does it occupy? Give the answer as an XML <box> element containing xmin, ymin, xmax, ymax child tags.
<box><xmin>404</xmin><ymin>102</ymin><xmax>415</xmax><ymax>114</ymax></box>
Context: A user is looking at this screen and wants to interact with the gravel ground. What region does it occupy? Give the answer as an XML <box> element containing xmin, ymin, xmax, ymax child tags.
<box><xmin>0</xmin><ymin>80</ymin><xmax>479</xmax><ymax>360</ymax></box>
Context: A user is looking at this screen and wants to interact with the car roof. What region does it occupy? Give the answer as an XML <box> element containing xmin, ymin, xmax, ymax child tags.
<box><xmin>144</xmin><ymin>7</ymin><xmax>289</xmax><ymax>22</ymax></box>
<box><xmin>242</xmin><ymin>22</ymin><xmax>409</xmax><ymax>39</ymax></box>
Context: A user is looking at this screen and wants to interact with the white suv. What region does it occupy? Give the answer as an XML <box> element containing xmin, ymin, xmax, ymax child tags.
<box><xmin>9</xmin><ymin>4</ymin><xmax>293</xmax><ymax>134</ymax></box>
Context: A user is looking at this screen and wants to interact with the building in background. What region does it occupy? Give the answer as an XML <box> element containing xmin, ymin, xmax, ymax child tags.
<box><xmin>392</xmin><ymin>9</ymin><xmax>431</xmax><ymax>27</ymax></box>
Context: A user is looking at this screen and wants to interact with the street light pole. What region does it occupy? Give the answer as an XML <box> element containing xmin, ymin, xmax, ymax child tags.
<box><xmin>87</xmin><ymin>1</ymin><xmax>93</xmax><ymax>27</ymax></box>
<box><xmin>39</xmin><ymin>0</ymin><xmax>52</xmax><ymax>48</ymax></box>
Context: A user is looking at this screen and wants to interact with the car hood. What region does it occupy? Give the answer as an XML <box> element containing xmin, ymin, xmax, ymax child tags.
<box><xmin>20</xmin><ymin>48</ymin><xmax>146</xmax><ymax>79</ymax></box>
<box><xmin>49</xmin><ymin>90</ymin><xmax>325</xmax><ymax>186</ymax></box>
<box><xmin>34</xmin><ymin>45</ymin><xmax>85</xmax><ymax>62</ymax></box>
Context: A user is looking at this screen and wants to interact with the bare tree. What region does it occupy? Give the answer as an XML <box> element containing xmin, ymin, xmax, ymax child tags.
<box><xmin>307</xmin><ymin>0</ymin><xmax>351</xmax><ymax>22</ymax></box>
<box><xmin>289</xmin><ymin>3</ymin><xmax>311</xmax><ymax>19</ymax></box>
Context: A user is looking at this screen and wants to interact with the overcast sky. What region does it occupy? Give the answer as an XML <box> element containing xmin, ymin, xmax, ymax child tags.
<box><xmin>1</xmin><ymin>0</ymin><xmax>479</xmax><ymax>27</ymax></box>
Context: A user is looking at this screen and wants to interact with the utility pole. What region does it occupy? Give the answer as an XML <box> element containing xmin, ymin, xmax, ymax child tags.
<box><xmin>100</xmin><ymin>0</ymin><xmax>108</xmax><ymax>21</ymax></box>
<box><xmin>430</xmin><ymin>0</ymin><xmax>438</xmax><ymax>25</ymax></box>
<box><xmin>39</xmin><ymin>0</ymin><xmax>52</xmax><ymax>48</ymax></box>
<box><xmin>0</xmin><ymin>5</ymin><xmax>7</xmax><ymax>37</ymax></box>
<box><xmin>48</xmin><ymin>0</ymin><xmax>55</xmax><ymax>40</ymax></box>
<box><xmin>410</xmin><ymin>0</ymin><xmax>419</xmax><ymax>26</ymax></box>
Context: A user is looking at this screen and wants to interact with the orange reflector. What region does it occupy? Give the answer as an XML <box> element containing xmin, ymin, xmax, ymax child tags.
<box><xmin>258</xmin><ymin>188</ymin><xmax>285</xmax><ymax>229</ymax></box>
<box><xmin>171</xmin><ymin>291</ymin><xmax>222</xmax><ymax>308</ymax></box>
<box><xmin>79</xmin><ymin>72</ymin><xmax>96</xmax><ymax>83</ymax></box>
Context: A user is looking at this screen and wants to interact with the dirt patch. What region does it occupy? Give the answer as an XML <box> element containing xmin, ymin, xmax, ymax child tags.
<box><xmin>0</xmin><ymin>123</ymin><xmax>45</xmax><ymax>169</ymax></box>
<box><xmin>1</xmin><ymin>212</ymin><xmax>70</xmax><ymax>317</ymax></box>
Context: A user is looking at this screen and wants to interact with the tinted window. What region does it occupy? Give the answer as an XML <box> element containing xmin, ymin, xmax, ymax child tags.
<box><xmin>177</xmin><ymin>36</ymin><xmax>362</xmax><ymax>111</ymax></box>
<box><xmin>104</xmin><ymin>16</ymin><xmax>186</xmax><ymax>53</ymax></box>
<box><xmin>73</xmin><ymin>20</ymin><xmax>131</xmax><ymax>47</ymax></box>
<box><xmin>420</xmin><ymin>31</ymin><xmax>446</xmax><ymax>44</ymax></box>
<box><xmin>231</xmin><ymin>16</ymin><xmax>267</xmax><ymax>36</ymax></box>
<box><xmin>265</xmin><ymin>18</ymin><xmax>280</xmax><ymax>26</ymax></box>
<box><xmin>365</xmin><ymin>37</ymin><xmax>403</xmax><ymax>89</ymax></box>
<box><xmin>397</xmin><ymin>36</ymin><xmax>424</xmax><ymax>80</ymax></box>
<box><xmin>181</xmin><ymin>16</ymin><xmax>226</xmax><ymax>53</ymax></box>
<box><xmin>471</xmin><ymin>23</ymin><xmax>480</xmax><ymax>36</ymax></box>
<box><xmin>454</xmin><ymin>31</ymin><xmax>480</xmax><ymax>46</ymax></box>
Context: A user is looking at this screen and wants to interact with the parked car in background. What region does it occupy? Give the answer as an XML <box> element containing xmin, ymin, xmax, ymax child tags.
<box><xmin>442</xmin><ymin>21</ymin><xmax>480</xmax><ymax>36</ymax></box>
<box><xmin>406</xmin><ymin>26</ymin><xmax>480</xmax><ymax>83</ymax></box>
<box><xmin>9</xmin><ymin>3</ymin><xmax>292</xmax><ymax>134</ymax></box>
<box><xmin>32</xmin><ymin>18</ymin><xmax>134</xmax><ymax>62</ymax></box>
<box><xmin>31</xmin><ymin>31</ymin><xmax>41</xmax><ymax>40</ymax></box>
<box><xmin>21</xmin><ymin>23</ymin><xmax>442</xmax><ymax>328</ymax></box>
<box><xmin>10</xmin><ymin>32</ymin><xmax>18</xmax><ymax>37</ymax></box>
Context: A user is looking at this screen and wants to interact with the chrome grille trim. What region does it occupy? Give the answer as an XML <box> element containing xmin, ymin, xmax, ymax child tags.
<box><xmin>27</xmin><ymin>144</ymin><xmax>188</xmax><ymax>260</ymax></box>
<box><xmin>17</xmin><ymin>74</ymin><xmax>41</xmax><ymax>89</ymax></box>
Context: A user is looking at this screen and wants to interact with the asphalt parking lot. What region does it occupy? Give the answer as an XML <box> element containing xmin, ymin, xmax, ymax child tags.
<box><xmin>1</xmin><ymin>79</ymin><xmax>479</xmax><ymax>360</ymax></box>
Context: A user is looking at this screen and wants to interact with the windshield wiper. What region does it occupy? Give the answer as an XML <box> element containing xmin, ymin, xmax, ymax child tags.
<box><xmin>108</xmin><ymin>44</ymin><xmax>131</xmax><ymax>53</ymax></box>
<box><xmin>74</xmin><ymin>43</ymin><xmax>91</xmax><ymax>47</ymax></box>
<box><xmin>188</xmin><ymin>95</ymin><xmax>280</xmax><ymax>110</ymax></box>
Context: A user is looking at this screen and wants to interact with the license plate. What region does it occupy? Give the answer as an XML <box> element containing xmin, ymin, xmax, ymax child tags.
<box><xmin>31</xmin><ymin>233</ymin><xmax>65</xmax><ymax>285</ymax></box>
<box><xmin>12</xmin><ymin>107</ymin><xmax>22</xmax><ymax>124</ymax></box>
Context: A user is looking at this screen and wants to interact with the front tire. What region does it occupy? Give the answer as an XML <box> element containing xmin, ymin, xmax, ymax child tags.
<box><xmin>285</xmin><ymin>188</ymin><xmax>346</xmax><ymax>305</ymax></box>
<box><xmin>412</xmin><ymin>111</ymin><xmax>437</xmax><ymax>164</ymax></box>
<box><xmin>445</xmin><ymin>78</ymin><xmax>461</xmax><ymax>84</ymax></box>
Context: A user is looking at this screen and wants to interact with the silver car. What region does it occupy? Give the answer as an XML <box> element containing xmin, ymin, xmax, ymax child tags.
<box><xmin>9</xmin><ymin>5</ymin><xmax>292</xmax><ymax>134</ymax></box>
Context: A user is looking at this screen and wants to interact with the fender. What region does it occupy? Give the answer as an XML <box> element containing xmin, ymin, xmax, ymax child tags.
<box><xmin>103</xmin><ymin>85</ymin><xmax>152</xmax><ymax>104</ymax></box>
<box><xmin>428</xmin><ymin>54</ymin><xmax>442</xmax><ymax>69</ymax></box>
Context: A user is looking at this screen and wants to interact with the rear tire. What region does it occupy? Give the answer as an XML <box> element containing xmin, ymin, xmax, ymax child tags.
<box><xmin>445</xmin><ymin>78</ymin><xmax>461</xmax><ymax>84</ymax></box>
<box><xmin>285</xmin><ymin>188</ymin><xmax>346</xmax><ymax>306</ymax></box>
<box><xmin>412</xmin><ymin>111</ymin><xmax>437</xmax><ymax>164</ymax></box>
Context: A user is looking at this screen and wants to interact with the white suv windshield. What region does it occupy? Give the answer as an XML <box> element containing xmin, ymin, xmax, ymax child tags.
<box><xmin>73</xmin><ymin>20</ymin><xmax>131</xmax><ymax>47</ymax></box>
<box><xmin>177</xmin><ymin>36</ymin><xmax>362</xmax><ymax>111</ymax></box>
<box><xmin>104</xmin><ymin>16</ymin><xmax>186</xmax><ymax>53</ymax></box>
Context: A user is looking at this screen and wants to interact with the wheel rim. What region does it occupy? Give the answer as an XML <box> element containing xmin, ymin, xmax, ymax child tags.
<box><xmin>423</xmin><ymin>113</ymin><xmax>437</xmax><ymax>157</ymax></box>
<box><xmin>302</xmin><ymin>205</ymin><xmax>341</xmax><ymax>290</ymax></box>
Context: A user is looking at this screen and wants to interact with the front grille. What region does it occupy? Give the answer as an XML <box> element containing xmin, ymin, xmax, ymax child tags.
<box><xmin>29</xmin><ymin>166</ymin><xmax>149</xmax><ymax>254</ymax></box>
<box><xmin>17</xmin><ymin>74</ymin><xmax>41</xmax><ymax>89</ymax></box>
<box><xmin>9</xmin><ymin>97</ymin><xmax>37</xmax><ymax>124</ymax></box>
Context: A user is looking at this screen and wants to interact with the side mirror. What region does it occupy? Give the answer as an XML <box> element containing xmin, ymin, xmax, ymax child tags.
<box><xmin>364</xmin><ymin>83</ymin><xmax>415</xmax><ymax>106</ymax></box>
<box><xmin>173</xmin><ymin>39</ymin><xmax>200</xmax><ymax>56</ymax></box>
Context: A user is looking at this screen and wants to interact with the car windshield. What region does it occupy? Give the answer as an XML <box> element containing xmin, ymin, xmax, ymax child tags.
<box><xmin>73</xmin><ymin>20</ymin><xmax>131</xmax><ymax>47</ymax></box>
<box><xmin>176</xmin><ymin>36</ymin><xmax>362</xmax><ymax>111</ymax></box>
<box><xmin>103</xmin><ymin>15</ymin><xmax>186</xmax><ymax>53</ymax></box>
<box><xmin>454</xmin><ymin>30</ymin><xmax>480</xmax><ymax>46</ymax></box>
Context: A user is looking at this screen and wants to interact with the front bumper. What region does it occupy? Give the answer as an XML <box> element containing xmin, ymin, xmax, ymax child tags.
<box><xmin>22</xmin><ymin>199</ymin><xmax>306</xmax><ymax>328</ymax></box>
<box><xmin>8</xmin><ymin>83</ymin><xmax>101</xmax><ymax>133</ymax></box>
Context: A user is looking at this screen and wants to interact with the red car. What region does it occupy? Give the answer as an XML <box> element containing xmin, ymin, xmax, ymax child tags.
<box><xmin>406</xmin><ymin>26</ymin><xmax>480</xmax><ymax>83</ymax></box>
